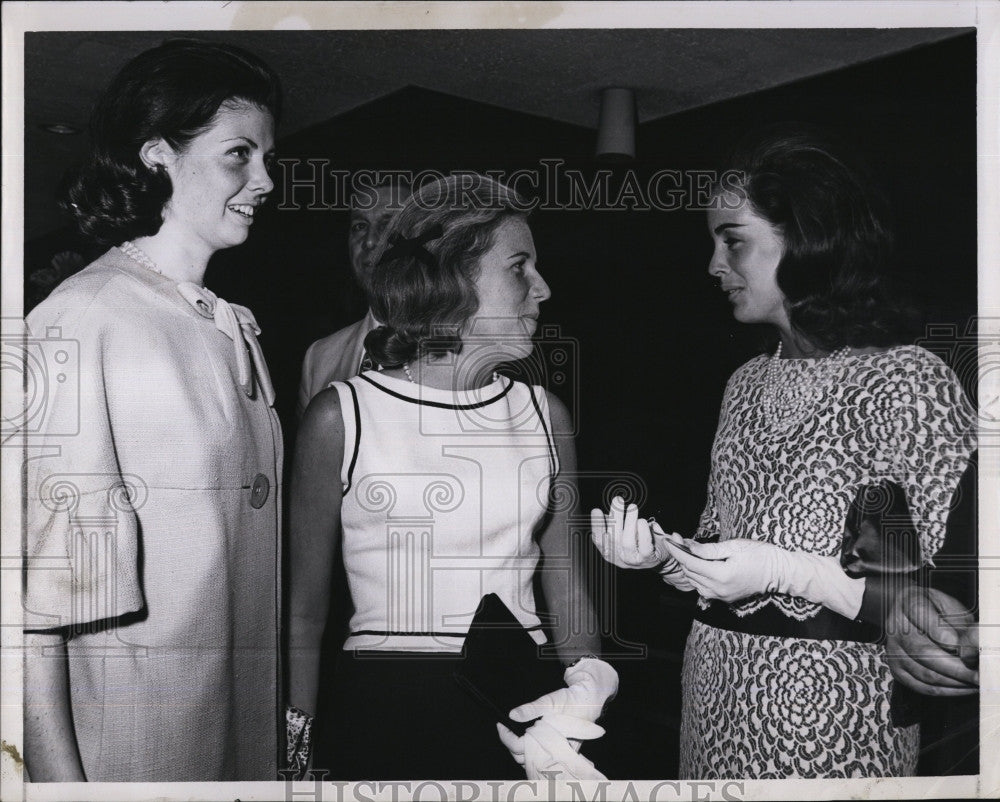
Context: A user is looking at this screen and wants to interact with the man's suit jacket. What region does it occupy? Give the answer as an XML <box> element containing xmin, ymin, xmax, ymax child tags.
<box><xmin>297</xmin><ymin>310</ymin><xmax>378</xmax><ymax>418</ymax></box>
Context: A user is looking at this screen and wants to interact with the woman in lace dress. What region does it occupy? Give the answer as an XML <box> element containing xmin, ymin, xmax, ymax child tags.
<box><xmin>591</xmin><ymin>129</ymin><xmax>976</xmax><ymax>778</ymax></box>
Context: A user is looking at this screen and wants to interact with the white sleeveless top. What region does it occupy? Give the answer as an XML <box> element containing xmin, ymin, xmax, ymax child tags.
<box><xmin>332</xmin><ymin>372</ymin><xmax>559</xmax><ymax>652</ymax></box>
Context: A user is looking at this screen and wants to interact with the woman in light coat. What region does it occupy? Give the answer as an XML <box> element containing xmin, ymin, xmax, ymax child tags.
<box><xmin>23</xmin><ymin>39</ymin><xmax>284</xmax><ymax>781</ymax></box>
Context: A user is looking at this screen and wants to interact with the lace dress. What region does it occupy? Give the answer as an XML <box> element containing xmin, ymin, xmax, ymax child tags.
<box><xmin>679</xmin><ymin>346</ymin><xmax>975</xmax><ymax>778</ymax></box>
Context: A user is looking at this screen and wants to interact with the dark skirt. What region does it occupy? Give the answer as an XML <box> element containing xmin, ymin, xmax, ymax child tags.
<box><xmin>312</xmin><ymin>650</ymin><xmax>523</xmax><ymax>780</ymax></box>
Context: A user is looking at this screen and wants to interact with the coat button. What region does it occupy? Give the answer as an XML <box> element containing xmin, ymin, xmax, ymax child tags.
<box><xmin>249</xmin><ymin>473</ymin><xmax>270</xmax><ymax>509</ymax></box>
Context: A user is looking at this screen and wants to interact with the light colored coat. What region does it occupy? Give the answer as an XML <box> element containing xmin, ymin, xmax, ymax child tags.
<box><xmin>24</xmin><ymin>247</ymin><xmax>282</xmax><ymax>781</ymax></box>
<box><xmin>296</xmin><ymin>310</ymin><xmax>377</xmax><ymax>417</ymax></box>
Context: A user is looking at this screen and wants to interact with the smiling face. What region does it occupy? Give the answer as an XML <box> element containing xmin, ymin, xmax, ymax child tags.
<box><xmin>156</xmin><ymin>101</ymin><xmax>275</xmax><ymax>256</ymax></box>
<box><xmin>348</xmin><ymin>184</ymin><xmax>408</xmax><ymax>288</ymax></box>
<box><xmin>707</xmin><ymin>202</ymin><xmax>791</xmax><ymax>330</ymax></box>
<box><xmin>465</xmin><ymin>217</ymin><xmax>551</xmax><ymax>360</ymax></box>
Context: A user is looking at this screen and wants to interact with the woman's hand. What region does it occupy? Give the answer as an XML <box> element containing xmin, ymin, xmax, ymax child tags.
<box><xmin>497</xmin><ymin>718</ymin><xmax>607</xmax><ymax>781</ymax></box>
<box><xmin>661</xmin><ymin>536</ymin><xmax>782</xmax><ymax>602</ymax></box>
<box><xmin>509</xmin><ymin>657</ymin><xmax>619</xmax><ymax>727</ymax></box>
<box><xmin>657</xmin><ymin>545</ymin><xmax>698</xmax><ymax>593</ymax></box>
<box><xmin>663</xmin><ymin>535</ymin><xmax>865</xmax><ymax>618</ymax></box>
<box><xmin>496</xmin><ymin>656</ymin><xmax>616</xmax><ymax>777</ymax></box>
<box><xmin>590</xmin><ymin>496</ymin><xmax>672</xmax><ymax>570</ymax></box>
<box><xmin>497</xmin><ymin>657</ymin><xmax>616</xmax><ymax>780</ymax></box>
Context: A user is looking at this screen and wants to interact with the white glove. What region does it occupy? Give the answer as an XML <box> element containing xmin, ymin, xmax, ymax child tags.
<box><xmin>510</xmin><ymin>657</ymin><xmax>619</xmax><ymax>726</ymax></box>
<box><xmin>591</xmin><ymin>496</ymin><xmax>673</xmax><ymax>570</ymax></box>
<box><xmin>497</xmin><ymin>718</ymin><xmax>607</xmax><ymax>781</ymax></box>
<box><xmin>663</xmin><ymin>535</ymin><xmax>865</xmax><ymax>619</ymax></box>
<box><xmin>652</xmin><ymin>522</ymin><xmax>697</xmax><ymax>592</ymax></box>
<box><xmin>497</xmin><ymin>657</ymin><xmax>617</xmax><ymax>774</ymax></box>
<box><xmin>496</xmin><ymin>712</ymin><xmax>603</xmax><ymax>765</ymax></box>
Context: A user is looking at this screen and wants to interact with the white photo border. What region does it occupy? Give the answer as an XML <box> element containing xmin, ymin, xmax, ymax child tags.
<box><xmin>2</xmin><ymin>2</ymin><xmax>997</xmax><ymax>801</ymax></box>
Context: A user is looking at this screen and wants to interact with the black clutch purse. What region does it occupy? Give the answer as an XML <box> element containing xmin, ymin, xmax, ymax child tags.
<box><xmin>841</xmin><ymin>480</ymin><xmax>924</xmax><ymax>726</ymax></box>
<box><xmin>453</xmin><ymin>594</ymin><xmax>565</xmax><ymax>736</ymax></box>
<box><xmin>841</xmin><ymin>480</ymin><xmax>923</xmax><ymax>579</ymax></box>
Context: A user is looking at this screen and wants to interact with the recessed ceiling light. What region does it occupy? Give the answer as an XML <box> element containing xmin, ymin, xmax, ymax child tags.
<box><xmin>40</xmin><ymin>123</ymin><xmax>81</xmax><ymax>135</ymax></box>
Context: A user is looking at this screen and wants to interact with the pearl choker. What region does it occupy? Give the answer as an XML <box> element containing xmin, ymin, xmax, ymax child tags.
<box><xmin>119</xmin><ymin>241</ymin><xmax>162</xmax><ymax>274</ymax></box>
<box><xmin>761</xmin><ymin>342</ymin><xmax>851</xmax><ymax>431</ymax></box>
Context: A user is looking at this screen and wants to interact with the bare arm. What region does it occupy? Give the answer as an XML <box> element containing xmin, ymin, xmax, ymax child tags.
<box><xmin>538</xmin><ymin>392</ymin><xmax>601</xmax><ymax>663</ymax></box>
<box><xmin>23</xmin><ymin>631</ymin><xmax>86</xmax><ymax>781</ymax></box>
<box><xmin>288</xmin><ymin>388</ymin><xmax>346</xmax><ymax>716</ymax></box>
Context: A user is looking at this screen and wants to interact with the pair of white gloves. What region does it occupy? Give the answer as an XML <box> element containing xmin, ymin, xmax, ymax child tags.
<box><xmin>497</xmin><ymin>657</ymin><xmax>618</xmax><ymax>781</ymax></box>
<box><xmin>590</xmin><ymin>496</ymin><xmax>865</xmax><ymax>620</ymax></box>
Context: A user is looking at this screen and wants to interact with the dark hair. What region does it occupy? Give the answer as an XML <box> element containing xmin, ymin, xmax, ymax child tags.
<box><xmin>364</xmin><ymin>173</ymin><xmax>531</xmax><ymax>367</ymax></box>
<box><xmin>62</xmin><ymin>38</ymin><xmax>282</xmax><ymax>245</ymax></box>
<box><xmin>720</xmin><ymin>125</ymin><xmax>916</xmax><ymax>350</ymax></box>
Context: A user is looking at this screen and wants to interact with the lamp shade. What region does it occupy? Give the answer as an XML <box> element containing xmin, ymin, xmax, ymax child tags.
<box><xmin>595</xmin><ymin>87</ymin><xmax>636</xmax><ymax>162</ymax></box>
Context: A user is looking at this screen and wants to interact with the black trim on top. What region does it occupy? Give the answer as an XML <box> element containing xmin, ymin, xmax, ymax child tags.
<box><xmin>351</xmin><ymin>629</ymin><xmax>467</xmax><ymax>638</ymax></box>
<box><xmin>351</xmin><ymin>624</ymin><xmax>544</xmax><ymax>638</ymax></box>
<box><xmin>343</xmin><ymin>381</ymin><xmax>362</xmax><ymax>496</ymax></box>
<box><xmin>359</xmin><ymin>372</ymin><xmax>514</xmax><ymax>410</ymax></box>
<box><xmin>527</xmin><ymin>385</ymin><xmax>558</xmax><ymax>477</ymax></box>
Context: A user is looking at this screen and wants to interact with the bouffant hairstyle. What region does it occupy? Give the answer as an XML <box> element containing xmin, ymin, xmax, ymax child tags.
<box><xmin>363</xmin><ymin>173</ymin><xmax>531</xmax><ymax>367</ymax></box>
<box><xmin>62</xmin><ymin>38</ymin><xmax>282</xmax><ymax>245</ymax></box>
<box><xmin>721</xmin><ymin>125</ymin><xmax>917</xmax><ymax>350</ymax></box>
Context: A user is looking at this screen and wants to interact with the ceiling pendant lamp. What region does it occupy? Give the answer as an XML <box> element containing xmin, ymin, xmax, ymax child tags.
<box><xmin>595</xmin><ymin>87</ymin><xmax>636</xmax><ymax>162</ymax></box>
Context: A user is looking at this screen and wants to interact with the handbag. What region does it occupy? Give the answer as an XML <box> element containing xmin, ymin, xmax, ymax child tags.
<box><xmin>840</xmin><ymin>480</ymin><xmax>923</xmax><ymax>579</ymax></box>
<box><xmin>841</xmin><ymin>480</ymin><xmax>924</xmax><ymax>726</ymax></box>
<box><xmin>453</xmin><ymin>594</ymin><xmax>565</xmax><ymax>736</ymax></box>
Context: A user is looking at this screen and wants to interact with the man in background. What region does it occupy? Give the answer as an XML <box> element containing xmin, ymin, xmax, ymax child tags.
<box><xmin>297</xmin><ymin>175</ymin><xmax>411</xmax><ymax>417</ymax></box>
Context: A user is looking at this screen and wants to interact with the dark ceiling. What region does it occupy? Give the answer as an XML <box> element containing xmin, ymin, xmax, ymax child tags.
<box><xmin>24</xmin><ymin>27</ymin><xmax>968</xmax><ymax>240</ymax></box>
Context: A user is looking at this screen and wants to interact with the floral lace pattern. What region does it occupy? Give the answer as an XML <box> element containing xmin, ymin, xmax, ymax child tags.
<box><xmin>680</xmin><ymin>621</ymin><xmax>920</xmax><ymax>778</ymax></box>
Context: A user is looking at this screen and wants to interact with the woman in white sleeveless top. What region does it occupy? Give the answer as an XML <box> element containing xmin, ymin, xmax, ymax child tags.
<box><xmin>288</xmin><ymin>175</ymin><xmax>618</xmax><ymax>780</ymax></box>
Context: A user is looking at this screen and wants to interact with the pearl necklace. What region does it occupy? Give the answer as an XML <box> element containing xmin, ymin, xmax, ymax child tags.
<box><xmin>402</xmin><ymin>361</ymin><xmax>500</xmax><ymax>386</ymax></box>
<box><xmin>119</xmin><ymin>241</ymin><xmax>162</xmax><ymax>274</ymax></box>
<box><xmin>761</xmin><ymin>341</ymin><xmax>851</xmax><ymax>431</ymax></box>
